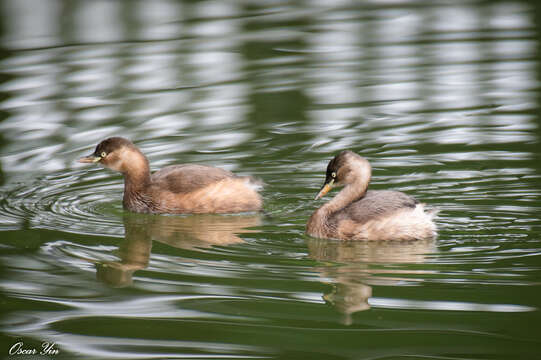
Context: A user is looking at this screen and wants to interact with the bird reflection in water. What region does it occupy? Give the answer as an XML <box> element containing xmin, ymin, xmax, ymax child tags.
<box><xmin>96</xmin><ymin>213</ymin><xmax>261</xmax><ymax>287</ymax></box>
<box><xmin>307</xmin><ymin>238</ymin><xmax>436</xmax><ymax>325</ymax></box>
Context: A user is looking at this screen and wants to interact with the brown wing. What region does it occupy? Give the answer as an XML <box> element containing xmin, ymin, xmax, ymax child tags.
<box><xmin>330</xmin><ymin>190</ymin><xmax>419</xmax><ymax>225</ymax></box>
<box><xmin>151</xmin><ymin>164</ymin><xmax>234</xmax><ymax>194</ymax></box>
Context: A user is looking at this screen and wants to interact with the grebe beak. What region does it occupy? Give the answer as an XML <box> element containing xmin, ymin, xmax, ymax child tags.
<box><xmin>315</xmin><ymin>179</ymin><xmax>334</xmax><ymax>200</ymax></box>
<box><xmin>78</xmin><ymin>155</ymin><xmax>102</xmax><ymax>163</ymax></box>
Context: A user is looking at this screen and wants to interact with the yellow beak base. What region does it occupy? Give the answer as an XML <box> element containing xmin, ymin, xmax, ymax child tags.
<box><xmin>78</xmin><ymin>155</ymin><xmax>102</xmax><ymax>164</ymax></box>
<box><xmin>315</xmin><ymin>181</ymin><xmax>333</xmax><ymax>200</ymax></box>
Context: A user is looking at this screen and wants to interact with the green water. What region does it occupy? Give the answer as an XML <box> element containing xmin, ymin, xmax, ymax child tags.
<box><xmin>1</xmin><ymin>1</ymin><xmax>541</xmax><ymax>359</ymax></box>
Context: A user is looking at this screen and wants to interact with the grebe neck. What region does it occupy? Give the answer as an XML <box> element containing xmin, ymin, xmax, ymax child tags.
<box><xmin>307</xmin><ymin>170</ymin><xmax>370</xmax><ymax>238</ymax></box>
<box><xmin>321</xmin><ymin>168</ymin><xmax>370</xmax><ymax>216</ymax></box>
<box><xmin>121</xmin><ymin>151</ymin><xmax>152</xmax><ymax>210</ymax></box>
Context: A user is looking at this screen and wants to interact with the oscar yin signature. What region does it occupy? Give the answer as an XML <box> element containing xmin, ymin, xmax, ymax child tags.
<box><xmin>9</xmin><ymin>341</ymin><xmax>59</xmax><ymax>356</ymax></box>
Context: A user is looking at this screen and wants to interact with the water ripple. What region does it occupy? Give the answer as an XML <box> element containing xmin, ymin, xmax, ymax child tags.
<box><xmin>1</xmin><ymin>1</ymin><xmax>541</xmax><ymax>358</ymax></box>
<box><xmin>0</xmin><ymin>170</ymin><xmax>124</xmax><ymax>236</ymax></box>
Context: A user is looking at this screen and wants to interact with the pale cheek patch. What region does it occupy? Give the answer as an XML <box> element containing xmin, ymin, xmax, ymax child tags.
<box><xmin>109</xmin><ymin>148</ymin><xmax>147</xmax><ymax>174</ymax></box>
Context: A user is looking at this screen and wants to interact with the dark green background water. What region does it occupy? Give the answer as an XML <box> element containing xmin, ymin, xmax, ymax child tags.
<box><xmin>1</xmin><ymin>0</ymin><xmax>541</xmax><ymax>359</ymax></box>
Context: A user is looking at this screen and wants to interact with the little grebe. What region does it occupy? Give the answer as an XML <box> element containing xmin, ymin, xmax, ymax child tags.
<box><xmin>79</xmin><ymin>137</ymin><xmax>263</xmax><ymax>214</ymax></box>
<box><xmin>306</xmin><ymin>151</ymin><xmax>437</xmax><ymax>241</ymax></box>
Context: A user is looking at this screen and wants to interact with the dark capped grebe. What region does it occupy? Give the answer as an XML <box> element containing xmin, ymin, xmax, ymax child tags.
<box><xmin>79</xmin><ymin>137</ymin><xmax>262</xmax><ymax>214</ymax></box>
<box><xmin>306</xmin><ymin>151</ymin><xmax>437</xmax><ymax>241</ymax></box>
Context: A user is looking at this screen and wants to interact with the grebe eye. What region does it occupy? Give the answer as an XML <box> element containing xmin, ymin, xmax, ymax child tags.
<box><xmin>101</xmin><ymin>151</ymin><xmax>107</xmax><ymax>158</ymax></box>
<box><xmin>331</xmin><ymin>172</ymin><xmax>336</xmax><ymax>178</ymax></box>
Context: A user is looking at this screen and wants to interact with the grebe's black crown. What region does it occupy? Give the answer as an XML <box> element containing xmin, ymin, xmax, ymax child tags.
<box><xmin>93</xmin><ymin>137</ymin><xmax>133</xmax><ymax>156</ymax></box>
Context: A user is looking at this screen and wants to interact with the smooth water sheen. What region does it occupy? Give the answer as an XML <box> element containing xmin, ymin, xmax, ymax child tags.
<box><xmin>1</xmin><ymin>1</ymin><xmax>541</xmax><ymax>359</ymax></box>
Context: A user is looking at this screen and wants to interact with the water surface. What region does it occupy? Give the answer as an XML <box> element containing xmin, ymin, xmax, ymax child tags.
<box><xmin>1</xmin><ymin>1</ymin><xmax>541</xmax><ymax>359</ymax></box>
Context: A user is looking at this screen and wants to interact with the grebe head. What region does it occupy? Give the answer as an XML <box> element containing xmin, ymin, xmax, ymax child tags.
<box><xmin>79</xmin><ymin>137</ymin><xmax>146</xmax><ymax>174</ymax></box>
<box><xmin>315</xmin><ymin>150</ymin><xmax>371</xmax><ymax>200</ymax></box>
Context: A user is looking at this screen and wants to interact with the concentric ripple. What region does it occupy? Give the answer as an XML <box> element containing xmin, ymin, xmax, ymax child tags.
<box><xmin>0</xmin><ymin>170</ymin><xmax>124</xmax><ymax>236</ymax></box>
